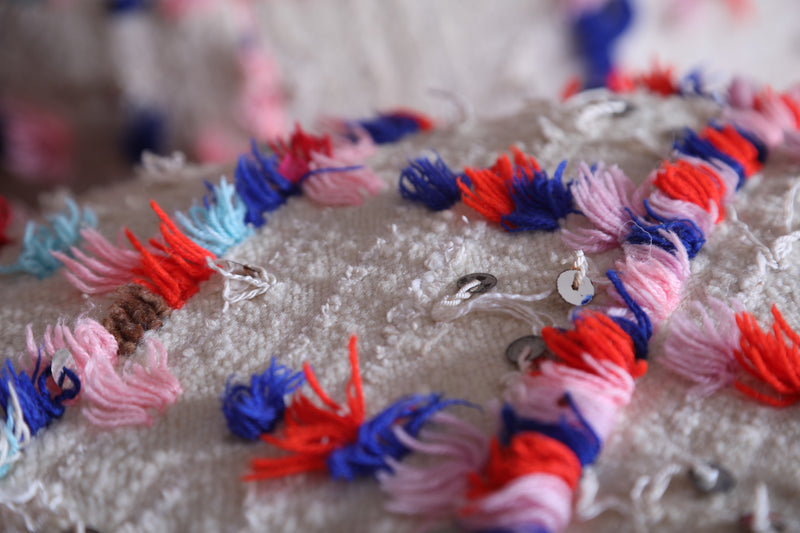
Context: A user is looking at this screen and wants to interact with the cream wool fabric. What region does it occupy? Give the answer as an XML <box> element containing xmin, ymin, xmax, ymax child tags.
<box><xmin>1</xmin><ymin>92</ymin><xmax>800</xmax><ymax>532</ymax></box>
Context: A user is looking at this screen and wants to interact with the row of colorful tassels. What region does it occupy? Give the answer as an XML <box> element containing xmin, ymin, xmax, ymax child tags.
<box><xmin>2</xmin><ymin>74</ymin><xmax>799</xmax><ymax>532</ymax></box>
<box><xmin>0</xmin><ymin>109</ymin><xmax>434</xmax><ymax>479</ymax></box>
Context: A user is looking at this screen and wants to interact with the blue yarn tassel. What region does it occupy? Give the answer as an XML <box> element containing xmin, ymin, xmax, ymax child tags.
<box><xmin>573</xmin><ymin>0</ymin><xmax>634</xmax><ymax>89</ymax></box>
<box><xmin>0</xmin><ymin>356</ymin><xmax>80</xmax><ymax>437</ymax></box>
<box><xmin>107</xmin><ymin>0</ymin><xmax>150</xmax><ymax>13</ymax></box>
<box><xmin>0</xmin><ymin>198</ymin><xmax>97</xmax><ymax>279</ymax></box>
<box><xmin>234</xmin><ymin>141</ymin><xmax>297</xmax><ymax>228</ymax></box>
<box><xmin>606</xmin><ymin>269</ymin><xmax>653</xmax><ymax>360</ymax></box>
<box><xmin>221</xmin><ymin>358</ymin><xmax>305</xmax><ymax>441</ymax></box>
<box><xmin>498</xmin><ymin>396</ymin><xmax>601</xmax><ymax>467</ymax></box>
<box><xmin>355</xmin><ymin>113</ymin><xmax>423</xmax><ymax>144</ymax></box>
<box><xmin>176</xmin><ymin>177</ymin><xmax>253</xmax><ymax>256</ymax></box>
<box><xmin>122</xmin><ymin>107</ymin><xmax>166</xmax><ymax>164</ymax></box>
<box><xmin>398</xmin><ymin>153</ymin><xmax>463</xmax><ymax>211</ymax></box>
<box><xmin>326</xmin><ymin>394</ymin><xmax>464</xmax><ymax>481</ymax></box>
<box><xmin>626</xmin><ymin>201</ymin><xmax>705</xmax><ymax>259</ymax></box>
<box><xmin>501</xmin><ymin>160</ymin><xmax>575</xmax><ymax>232</ymax></box>
<box><xmin>673</xmin><ymin>128</ymin><xmax>746</xmax><ymax>190</ymax></box>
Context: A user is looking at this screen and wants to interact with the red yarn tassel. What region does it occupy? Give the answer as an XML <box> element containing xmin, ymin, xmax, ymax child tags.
<box><xmin>653</xmin><ymin>160</ymin><xmax>725</xmax><ymax>222</ymax></box>
<box><xmin>542</xmin><ymin>312</ymin><xmax>647</xmax><ymax>379</ymax></box>
<box><xmin>635</xmin><ymin>63</ymin><xmax>677</xmax><ymax>96</ymax></box>
<box><xmin>465</xmin><ymin>433</ymin><xmax>582</xmax><ymax>500</ymax></box>
<box><xmin>125</xmin><ymin>201</ymin><xmax>215</xmax><ymax>309</ymax></box>
<box><xmin>734</xmin><ymin>306</ymin><xmax>800</xmax><ymax>407</ymax></box>
<box><xmin>245</xmin><ymin>335</ymin><xmax>365</xmax><ymax>481</ymax></box>
<box><xmin>458</xmin><ymin>148</ymin><xmax>541</xmax><ymax>224</ymax></box>
<box><xmin>701</xmin><ymin>125</ymin><xmax>762</xmax><ymax>178</ymax></box>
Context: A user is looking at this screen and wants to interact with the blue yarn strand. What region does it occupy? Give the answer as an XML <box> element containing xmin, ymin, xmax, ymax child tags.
<box><xmin>501</xmin><ymin>160</ymin><xmax>575</xmax><ymax>232</ymax></box>
<box><xmin>234</xmin><ymin>141</ymin><xmax>297</xmax><ymax>228</ymax></box>
<box><xmin>355</xmin><ymin>113</ymin><xmax>422</xmax><ymax>144</ymax></box>
<box><xmin>606</xmin><ymin>269</ymin><xmax>653</xmax><ymax>360</ymax></box>
<box><xmin>398</xmin><ymin>153</ymin><xmax>463</xmax><ymax>211</ymax></box>
<box><xmin>0</xmin><ymin>198</ymin><xmax>97</xmax><ymax>279</ymax></box>
<box><xmin>499</xmin><ymin>396</ymin><xmax>601</xmax><ymax>467</ymax></box>
<box><xmin>0</xmin><ymin>356</ymin><xmax>80</xmax><ymax>437</ymax></box>
<box><xmin>176</xmin><ymin>177</ymin><xmax>254</xmax><ymax>256</ymax></box>
<box><xmin>221</xmin><ymin>358</ymin><xmax>305</xmax><ymax>441</ymax></box>
<box><xmin>625</xmin><ymin>201</ymin><xmax>705</xmax><ymax>259</ymax></box>
<box><xmin>0</xmin><ymin>405</ymin><xmax>23</xmax><ymax>479</ymax></box>
<box><xmin>122</xmin><ymin>106</ymin><xmax>166</xmax><ymax>164</ymax></box>
<box><xmin>573</xmin><ymin>0</ymin><xmax>634</xmax><ymax>88</ymax></box>
<box><xmin>326</xmin><ymin>394</ymin><xmax>466</xmax><ymax>481</ymax></box>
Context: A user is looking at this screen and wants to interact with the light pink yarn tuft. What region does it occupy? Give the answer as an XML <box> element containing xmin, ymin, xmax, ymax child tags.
<box><xmin>562</xmin><ymin>162</ymin><xmax>643</xmax><ymax>253</ymax></box>
<box><xmin>53</xmin><ymin>228</ymin><xmax>140</xmax><ymax>295</ymax></box>
<box><xmin>660</xmin><ymin>298</ymin><xmax>742</xmax><ymax>396</ymax></box>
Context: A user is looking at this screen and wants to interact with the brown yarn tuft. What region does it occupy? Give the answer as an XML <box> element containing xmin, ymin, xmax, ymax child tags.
<box><xmin>103</xmin><ymin>283</ymin><xmax>172</xmax><ymax>356</ymax></box>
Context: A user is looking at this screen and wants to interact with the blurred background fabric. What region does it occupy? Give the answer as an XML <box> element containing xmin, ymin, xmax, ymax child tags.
<box><xmin>1</xmin><ymin>0</ymin><xmax>798</xmax><ymax>202</ymax></box>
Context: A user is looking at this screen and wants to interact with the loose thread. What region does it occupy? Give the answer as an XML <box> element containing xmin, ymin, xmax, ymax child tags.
<box><xmin>206</xmin><ymin>257</ymin><xmax>277</xmax><ymax>312</ymax></box>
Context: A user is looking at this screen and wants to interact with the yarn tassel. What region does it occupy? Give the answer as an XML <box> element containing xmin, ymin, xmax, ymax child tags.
<box><xmin>49</xmin><ymin>318</ymin><xmax>182</xmax><ymax>427</ymax></box>
<box><xmin>0</xmin><ymin>198</ymin><xmax>97</xmax><ymax>279</ymax></box>
<box><xmin>625</xmin><ymin>201</ymin><xmax>705</xmax><ymax>259</ymax></box>
<box><xmin>176</xmin><ymin>176</ymin><xmax>253</xmax><ymax>256</ymax></box>
<box><xmin>458</xmin><ymin>435</ymin><xmax>577</xmax><ymax>532</ymax></box>
<box><xmin>398</xmin><ymin>153</ymin><xmax>463</xmax><ymax>211</ymax></box>
<box><xmin>605</xmin><ymin>269</ymin><xmax>655</xmax><ymax>359</ymax></box>
<box><xmin>653</xmin><ymin>159</ymin><xmax>726</xmax><ymax>223</ymax></box>
<box><xmin>353</xmin><ymin>109</ymin><xmax>434</xmax><ymax>144</ymax></box>
<box><xmin>542</xmin><ymin>311</ymin><xmax>647</xmax><ymax>379</ymax></box>
<box><xmin>701</xmin><ymin>124</ymin><xmax>761</xmax><ymax>179</ymax></box>
<box><xmin>53</xmin><ymin>228</ymin><xmax>140</xmax><ymax>294</ymax></box>
<box><xmin>673</xmin><ymin>128</ymin><xmax>746</xmax><ymax>191</ymax></box>
<box><xmin>505</xmin><ymin>356</ymin><xmax>634</xmax><ymax>442</ymax></box>
<box><xmin>734</xmin><ymin>305</ymin><xmax>800</xmax><ymax>407</ymax></box>
<box><xmin>269</xmin><ymin>124</ymin><xmax>334</xmax><ymax>184</ymax></box>
<box><xmin>501</xmin><ymin>160</ymin><xmax>575</xmax><ymax>232</ymax></box>
<box><xmin>458</xmin><ymin>147</ymin><xmax>541</xmax><ymax>224</ymax></box>
<box><xmin>245</xmin><ymin>335</ymin><xmax>366</xmax><ymax>480</ymax></box>
<box><xmin>300</xmin><ymin>149</ymin><xmax>383</xmax><ymax>207</ymax></box>
<box><xmin>571</xmin><ymin>0</ymin><xmax>634</xmax><ymax>89</ymax></box>
<box><xmin>660</xmin><ymin>298</ymin><xmax>741</xmax><ymax>397</ymax></box>
<box><xmin>379</xmin><ymin>412</ymin><xmax>490</xmax><ymax>520</ymax></box>
<box><xmin>498</xmin><ymin>396</ymin><xmax>601</xmax><ymax>467</ymax></box>
<box><xmin>102</xmin><ymin>284</ymin><xmax>172</xmax><ymax>357</ymax></box>
<box><xmin>562</xmin><ymin>162</ymin><xmax>642</xmax><ymax>253</ymax></box>
<box><xmin>609</xmin><ymin>234</ymin><xmax>690</xmax><ymax>322</ymax></box>
<box><xmin>234</xmin><ymin>140</ymin><xmax>297</xmax><ymax>228</ymax></box>
<box><xmin>635</xmin><ymin>62</ymin><xmax>677</xmax><ymax>96</ymax></box>
<box><xmin>221</xmin><ymin>357</ymin><xmax>305</xmax><ymax>441</ymax></box>
<box><xmin>246</xmin><ymin>336</ymin><xmax>461</xmax><ymax>481</ymax></box>
<box><xmin>126</xmin><ymin>201</ymin><xmax>215</xmax><ymax>309</ymax></box>
<box><xmin>0</xmin><ymin>354</ymin><xmax>80</xmax><ymax>437</ymax></box>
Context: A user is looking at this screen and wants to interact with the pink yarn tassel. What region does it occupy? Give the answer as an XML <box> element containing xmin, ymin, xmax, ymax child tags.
<box><xmin>610</xmin><ymin>233</ymin><xmax>691</xmax><ymax>321</ymax></box>
<box><xmin>378</xmin><ymin>412</ymin><xmax>489</xmax><ymax>521</ymax></box>
<box><xmin>727</xmin><ymin>76</ymin><xmax>757</xmax><ymax>109</ymax></box>
<box><xmin>646</xmin><ymin>189</ymin><xmax>717</xmax><ymax>236</ymax></box>
<box><xmin>43</xmin><ymin>319</ymin><xmax>181</xmax><ymax>427</ymax></box>
<box><xmin>53</xmin><ymin>228</ymin><xmax>140</xmax><ymax>294</ymax></box>
<box><xmin>237</xmin><ymin>42</ymin><xmax>287</xmax><ymax>142</ymax></box>
<box><xmin>660</xmin><ymin>298</ymin><xmax>741</xmax><ymax>396</ymax></box>
<box><xmin>301</xmin><ymin>150</ymin><xmax>384</xmax><ymax>206</ymax></box>
<box><xmin>562</xmin><ymin>162</ymin><xmax>643</xmax><ymax>253</ymax></box>
<box><xmin>504</xmin><ymin>356</ymin><xmax>634</xmax><ymax>442</ymax></box>
<box><xmin>458</xmin><ymin>473</ymin><xmax>573</xmax><ymax>532</ymax></box>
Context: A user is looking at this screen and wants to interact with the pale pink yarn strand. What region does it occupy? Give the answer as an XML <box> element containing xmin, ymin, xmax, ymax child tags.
<box><xmin>302</xmin><ymin>150</ymin><xmax>384</xmax><ymax>206</ymax></box>
<box><xmin>562</xmin><ymin>162</ymin><xmax>643</xmax><ymax>253</ymax></box>
<box><xmin>378</xmin><ymin>412</ymin><xmax>489</xmax><ymax>520</ymax></box>
<box><xmin>660</xmin><ymin>298</ymin><xmax>742</xmax><ymax>396</ymax></box>
<box><xmin>53</xmin><ymin>228</ymin><xmax>139</xmax><ymax>294</ymax></box>
<box><xmin>458</xmin><ymin>473</ymin><xmax>573</xmax><ymax>532</ymax></box>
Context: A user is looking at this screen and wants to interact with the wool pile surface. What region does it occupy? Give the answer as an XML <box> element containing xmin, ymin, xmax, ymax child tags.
<box><xmin>1</xmin><ymin>92</ymin><xmax>799</xmax><ymax>532</ymax></box>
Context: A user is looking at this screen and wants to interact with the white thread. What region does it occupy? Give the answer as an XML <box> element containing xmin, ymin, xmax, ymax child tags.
<box><xmin>571</xmin><ymin>249</ymin><xmax>588</xmax><ymax>290</ymax></box>
<box><xmin>575</xmin><ymin>466</ymin><xmax>631</xmax><ymax>521</ymax></box>
<box><xmin>728</xmin><ymin>205</ymin><xmax>800</xmax><ymax>271</ymax></box>
<box><xmin>431</xmin><ymin>288</ymin><xmax>553</xmax><ymax>333</ymax></box>
<box><xmin>748</xmin><ymin>483</ymin><xmax>776</xmax><ymax>533</ymax></box>
<box><xmin>206</xmin><ymin>257</ymin><xmax>278</xmax><ymax>312</ymax></box>
<box><xmin>437</xmin><ymin>279</ymin><xmax>481</xmax><ymax>307</ymax></box>
<box><xmin>783</xmin><ymin>179</ymin><xmax>800</xmax><ymax>231</ymax></box>
<box><xmin>690</xmin><ymin>461</ymin><xmax>720</xmax><ymax>491</ymax></box>
<box><xmin>0</xmin><ymin>480</ymin><xmax>86</xmax><ymax>532</ymax></box>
